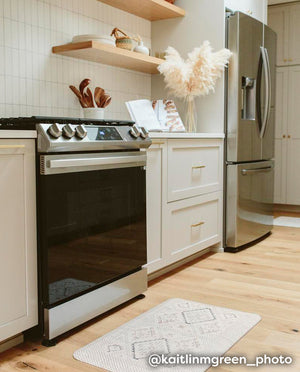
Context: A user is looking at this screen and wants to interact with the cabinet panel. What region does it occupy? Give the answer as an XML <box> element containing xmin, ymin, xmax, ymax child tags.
<box><xmin>288</xmin><ymin>66</ymin><xmax>300</xmax><ymax>139</ymax></box>
<box><xmin>167</xmin><ymin>140</ymin><xmax>222</xmax><ymax>202</ymax></box>
<box><xmin>0</xmin><ymin>155</ymin><xmax>27</xmax><ymax>326</ymax></box>
<box><xmin>275</xmin><ymin>68</ymin><xmax>288</xmax><ymax>139</ymax></box>
<box><xmin>288</xmin><ymin>4</ymin><xmax>300</xmax><ymax>65</ymax></box>
<box><xmin>286</xmin><ymin>66</ymin><xmax>300</xmax><ymax>205</ymax></box>
<box><xmin>268</xmin><ymin>6</ymin><xmax>289</xmax><ymax>66</ymax></box>
<box><xmin>287</xmin><ymin>140</ymin><xmax>300</xmax><ymax>205</ymax></box>
<box><xmin>274</xmin><ymin>139</ymin><xmax>287</xmax><ymax>204</ymax></box>
<box><xmin>165</xmin><ymin>192</ymin><xmax>222</xmax><ymax>265</ymax></box>
<box><xmin>145</xmin><ymin>142</ymin><xmax>167</xmax><ymax>274</ymax></box>
<box><xmin>0</xmin><ymin>140</ymin><xmax>37</xmax><ymax>343</ymax></box>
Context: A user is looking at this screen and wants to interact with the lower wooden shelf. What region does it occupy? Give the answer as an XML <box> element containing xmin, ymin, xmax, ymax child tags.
<box><xmin>52</xmin><ymin>41</ymin><xmax>163</xmax><ymax>74</ymax></box>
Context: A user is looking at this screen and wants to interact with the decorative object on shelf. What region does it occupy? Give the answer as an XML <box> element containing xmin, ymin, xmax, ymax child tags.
<box><xmin>165</xmin><ymin>0</ymin><xmax>176</xmax><ymax>3</ymax></box>
<box><xmin>155</xmin><ymin>52</ymin><xmax>166</xmax><ymax>59</ymax></box>
<box><xmin>72</xmin><ymin>34</ymin><xmax>115</xmax><ymax>46</ymax></box>
<box><xmin>69</xmin><ymin>79</ymin><xmax>112</xmax><ymax>119</ymax></box>
<box><xmin>158</xmin><ymin>41</ymin><xmax>232</xmax><ymax>132</ymax></box>
<box><xmin>134</xmin><ymin>35</ymin><xmax>150</xmax><ymax>56</ymax></box>
<box><xmin>111</xmin><ymin>28</ymin><xmax>136</xmax><ymax>51</ymax></box>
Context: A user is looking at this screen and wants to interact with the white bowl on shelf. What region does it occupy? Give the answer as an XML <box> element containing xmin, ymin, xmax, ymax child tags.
<box><xmin>83</xmin><ymin>108</ymin><xmax>105</xmax><ymax>120</ymax></box>
<box><xmin>72</xmin><ymin>34</ymin><xmax>115</xmax><ymax>46</ymax></box>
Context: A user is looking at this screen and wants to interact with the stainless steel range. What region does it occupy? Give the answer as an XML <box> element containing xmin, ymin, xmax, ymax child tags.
<box><xmin>1</xmin><ymin>116</ymin><xmax>151</xmax><ymax>345</ymax></box>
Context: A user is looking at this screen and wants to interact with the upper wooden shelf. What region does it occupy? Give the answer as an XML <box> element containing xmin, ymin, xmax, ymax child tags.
<box><xmin>98</xmin><ymin>0</ymin><xmax>185</xmax><ymax>21</ymax></box>
<box><xmin>52</xmin><ymin>41</ymin><xmax>163</xmax><ymax>74</ymax></box>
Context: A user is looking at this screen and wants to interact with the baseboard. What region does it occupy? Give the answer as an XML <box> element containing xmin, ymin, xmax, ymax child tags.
<box><xmin>148</xmin><ymin>247</ymin><xmax>213</xmax><ymax>281</ymax></box>
<box><xmin>274</xmin><ymin>204</ymin><xmax>300</xmax><ymax>213</ymax></box>
<box><xmin>210</xmin><ymin>242</ymin><xmax>224</xmax><ymax>253</ymax></box>
<box><xmin>0</xmin><ymin>334</ymin><xmax>23</xmax><ymax>353</ymax></box>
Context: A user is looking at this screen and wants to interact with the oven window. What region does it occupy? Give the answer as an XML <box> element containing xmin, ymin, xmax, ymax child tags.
<box><xmin>38</xmin><ymin>166</ymin><xmax>146</xmax><ymax>307</ymax></box>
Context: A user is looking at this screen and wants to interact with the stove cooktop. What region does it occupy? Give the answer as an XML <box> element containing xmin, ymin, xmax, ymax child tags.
<box><xmin>0</xmin><ymin>116</ymin><xmax>135</xmax><ymax>130</ymax></box>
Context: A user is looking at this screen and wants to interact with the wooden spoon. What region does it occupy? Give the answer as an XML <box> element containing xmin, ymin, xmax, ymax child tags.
<box><xmin>102</xmin><ymin>96</ymin><xmax>112</xmax><ymax>108</ymax></box>
<box><xmin>69</xmin><ymin>85</ymin><xmax>88</xmax><ymax>108</ymax></box>
<box><xmin>84</xmin><ymin>87</ymin><xmax>95</xmax><ymax>107</ymax></box>
<box><xmin>94</xmin><ymin>87</ymin><xmax>105</xmax><ymax>108</ymax></box>
<box><xmin>79</xmin><ymin>78</ymin><xmax>91</xmax><ymax>96</ymax></box>
<box><xmin>99</xmin><ymin>94</ymin><xmax>110</xmax><ymax>108</ymax></box>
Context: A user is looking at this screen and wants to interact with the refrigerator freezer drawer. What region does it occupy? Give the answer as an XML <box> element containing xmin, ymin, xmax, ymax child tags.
<box><xmin>226</xmin><ymin>160</ymin><xmax>274</xmax><ymax>249</ymax></box>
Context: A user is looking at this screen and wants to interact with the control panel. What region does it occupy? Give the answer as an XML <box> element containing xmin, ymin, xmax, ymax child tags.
<box><xmin>38</xmin><ymin>123</ymin><xmax>152</xmax><ymax>153</ymax></box>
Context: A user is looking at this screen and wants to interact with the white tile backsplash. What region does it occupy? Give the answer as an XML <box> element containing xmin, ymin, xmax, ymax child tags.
<box><xmin>0</xmin><ymin>0</ymin><xmax>151</xmax><ymax>119</ymax></box>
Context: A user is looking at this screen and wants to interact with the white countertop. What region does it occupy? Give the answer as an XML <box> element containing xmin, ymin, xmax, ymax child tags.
<box><xmin>0</xmin><ymin>130</ymin><xmax>37</xmax><ymax>139</ymax></box>
<box><xmin>149</xmin><ymin>132</ymin><xmax>225</xmax><ymax>139</ymax></box>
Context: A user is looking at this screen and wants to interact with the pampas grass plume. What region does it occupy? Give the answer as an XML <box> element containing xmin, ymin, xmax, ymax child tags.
<box><xmin>158</xmin><ymin>41</ymin><xmax>232</xmax><ymax>101</ymax></box>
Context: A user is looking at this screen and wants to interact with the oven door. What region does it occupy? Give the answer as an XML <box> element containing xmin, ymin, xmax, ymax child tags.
<box><xmin>38</xmin><ymin>151</ymin><xmax>147</xmax><ymax>308</ymax></box>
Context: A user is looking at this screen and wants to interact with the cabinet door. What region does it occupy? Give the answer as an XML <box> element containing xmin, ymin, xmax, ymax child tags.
<box><xmin>145</xmin><ymin>141</ymin><xmax>167</xmax><ymax>275</ymax></box>
<box><xmin>268</xmin><ymin>6</ymin><xmax>289</xmax><ymax>66</ymax></box>
<box><xmin>225</xmin><ymin>0</ymin><xmax>266</xmax><ymax>23</ymax></box>
<box><xmin>165</xmin><ymin>192</ymin><xmax>222</xmax><ymax>266</ymax></box>
<box><xmin>167</xmin><ymin>139</ymin><xmax>223</xmax><ymax>202</ymax></box>
<box><xmin>288</xmin><ymin>3</ymin><xmax>300</xmax><ymax>65</ymax></box>
<box><xmin>275</xmin><ymin>68</ymin><xmax>289</xmax><ymax>139</ymax></box>
<box><xmin>286</xmin><ymin>66</ymin><xmax>300</xmax><ymax>205</ymax></box>
<box><xmin>0</xmin><ymin>140</ymin><xmax>38</xmax><ymax>342</ymax></box>
<box><xmin>274</xmin><ymin>139</ymin><xmax>287</xmax><ymax>204</ymax></box>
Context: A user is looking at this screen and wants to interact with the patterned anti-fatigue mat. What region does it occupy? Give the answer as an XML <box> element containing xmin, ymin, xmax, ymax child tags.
<box><xmin>73</xmin><ymin>298</ymin><xmax>261</xmax><ymax>371</ymax></box>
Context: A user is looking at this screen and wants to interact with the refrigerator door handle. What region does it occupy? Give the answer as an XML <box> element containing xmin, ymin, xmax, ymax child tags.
<box><xmin>241</xmin><ymin>166</ymin><xmax>273</xmax><ymax>175</ymax></box>
<box><xmin>260</xmin><ymin>47</ymin><xmax>271</xmax><ymax>139</ymax></box>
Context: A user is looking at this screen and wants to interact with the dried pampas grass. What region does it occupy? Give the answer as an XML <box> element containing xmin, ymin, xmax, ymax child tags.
<box><xmin>157</xmin><ymin>41</ymin><xmax>231</xmax><ymax>131</ymax></box>
<box><xmin>158</xmin><ymin>41</ymin><xmax>232</xmax><ymax>101</ymax></box>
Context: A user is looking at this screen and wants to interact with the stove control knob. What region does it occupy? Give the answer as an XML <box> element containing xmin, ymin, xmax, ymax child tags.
<box><xmin>129</xmin><ymin>124</ymin><xmax>141</xmax><ymax>139</ymax></box>
<box><xmin>47</xmin><ymin>123</ymin><xmax>62</xmax><ymax>138</ymax></box>
<box><xmin>62</xmin><ymin>124</ymin><xmax>75</xmax><ymax>139</ymax></box>
<box><xmin>139</xmin><ymin>126</ymin><xmax>149</xmax><ymax>139</ymax></box>
<box><xmin>75</xmin><ymin>124</ymin><xmax>87</xmax><ymax>139</ymax></box>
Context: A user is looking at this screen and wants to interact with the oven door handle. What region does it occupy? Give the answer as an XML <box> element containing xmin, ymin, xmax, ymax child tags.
<box><xmin>49</xmin><ymin>154</ymin><xmax>147</xmax><ymax>169</ymax></box>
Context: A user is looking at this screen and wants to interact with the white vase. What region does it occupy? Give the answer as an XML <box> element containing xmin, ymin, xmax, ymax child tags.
<box><xmin>134</xmin><ymin>41</ymin><xmax>149</xmax><ymax>55</ymax></box>
<box><xmin>185</xmin><ymin>99</ymin><xmax>197</xmax><ymax>132</ymax></box>
<box><xmin>83</xmin><ymin>108</ymin><xmax>105</xmax><ymax>120</ymax></box>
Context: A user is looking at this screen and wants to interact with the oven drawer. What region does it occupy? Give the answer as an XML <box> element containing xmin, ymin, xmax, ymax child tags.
<box><xmin>165</xmin><ymin>192</ymin><xmax>222</xmax><ymax>265</ymax></box>
<box><xmin>167</xmin><ymin>140</ymin><xmax>223</xmax><ymax>202</ymax></box>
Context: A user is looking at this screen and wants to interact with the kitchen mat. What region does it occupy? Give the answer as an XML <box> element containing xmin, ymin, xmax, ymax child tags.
<box><xmin>73</xmin><ymin>298</ymin><xmax>261</xmax><ymax>371</ymax></box>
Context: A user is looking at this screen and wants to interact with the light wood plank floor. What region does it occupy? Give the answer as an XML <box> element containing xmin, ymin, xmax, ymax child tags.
<box><xmin>0</xmin><ymin>225</ymin><xmax>299</xmax><ymax>371</ymax></box>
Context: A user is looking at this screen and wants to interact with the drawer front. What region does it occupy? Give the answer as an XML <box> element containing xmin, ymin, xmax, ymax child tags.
<box><xmin>167</xmin><ymin>140</ymin><xmax>223</xmax><ymax>202</ymax></box>
<box><xmin>165</xmin><ymin>192</ymin><xmax>222</xmax><ymax>265</ymax></box>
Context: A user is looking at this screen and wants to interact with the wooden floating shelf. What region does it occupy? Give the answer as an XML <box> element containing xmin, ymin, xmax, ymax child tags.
<box><xmin>52</xmin><ymin>41</ymin><xmax>163</xmax><ymax>74</ymax></box>
<box><xmin>98</xmin><ymin>0</ymin><xmax>185</xmax><ymax>21</ymax></box>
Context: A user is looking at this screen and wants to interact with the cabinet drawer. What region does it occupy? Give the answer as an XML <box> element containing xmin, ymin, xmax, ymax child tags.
<box><xmin>165</xmin><ymin>192</ymin><xmax>222</xmax><ymax>265</ymax></box>
<box><xmin>167</xmin><ymin>140</ymin><xmax>223</xmax><ymax>202</ymax></box>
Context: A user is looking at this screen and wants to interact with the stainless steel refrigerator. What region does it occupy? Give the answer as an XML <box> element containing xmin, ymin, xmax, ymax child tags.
<box><xmin>225</xmin><ymin>12</ymin><xmax>277</xmax><ymax>252</ymax></box>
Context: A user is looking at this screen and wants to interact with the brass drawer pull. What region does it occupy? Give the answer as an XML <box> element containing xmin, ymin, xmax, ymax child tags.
<box><xmin>192</xmin><ymin>165</ymin><xmax>206</xmax><ymax>169</ymax></box>
<box><xmin>0</xmin><ymin>145</ymin><xmax>25</xmax><ymax>149</ymax></box>
<box><xmin>191</xmin><ymin>221</ymin><xmax>205</xmax><ymax>228</ymax></box>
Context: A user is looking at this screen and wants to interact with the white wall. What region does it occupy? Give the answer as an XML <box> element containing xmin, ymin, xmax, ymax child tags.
<box><xmin>151</xmin><ymin>0</ymin><xmax>226</xmax><ymax>133</ymax></box>
<box><xmin>0</xmin><ymin>0</ymin><xmax>151</xmax><ymax>119</ymax></box>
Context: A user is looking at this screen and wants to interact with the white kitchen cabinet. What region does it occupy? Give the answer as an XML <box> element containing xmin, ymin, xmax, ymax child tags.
<box><xmin>167</xmin><ymin>140</ymin><xmax>223</xmax><ymax>202</ymax></box>
<box><xmin>268</xmin><ymin>3</ymin><xmax>300</xmax><ymax>66</ymax></box>
<box><xmin>0</xmin><ymin>139</ymin><xmax>38</xmax><ymax>343</ymax></box>
<box><xmin>165</xmin><ymin>192</ymin><xmax>222</xmax><ymax>266</ymax></box>
<box><xmin>268</xmin><ymin>6</ymin><xmax>289</xmax><ymax>66</ymax></box>
<box><xmin>146</xmin><ymin>137</ymin><xmax>223</xmax><ymax>275</ymax></box>
<box><xmin>225</xmin><ymin>0</ymin><xmax>267</xmax><ymax>23</ymax></box>
<box><xmin>145</xmin><ymin>140</ymin><xmax>167</xmax><ymax>274</ymax></box>
<box><xmin>273</xmin><ymin>66</ymin><xmax>300</xmax><ymax>205</ymax></box>
<box><xmin>286</xmin><ymin>66</ymin><xmax>300</xmax><ymax>205</ymax></box>
<box><xmin>288</xmin><ymin>4</ymin><xmax>300</xmax><ymax>66</ymax></box>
